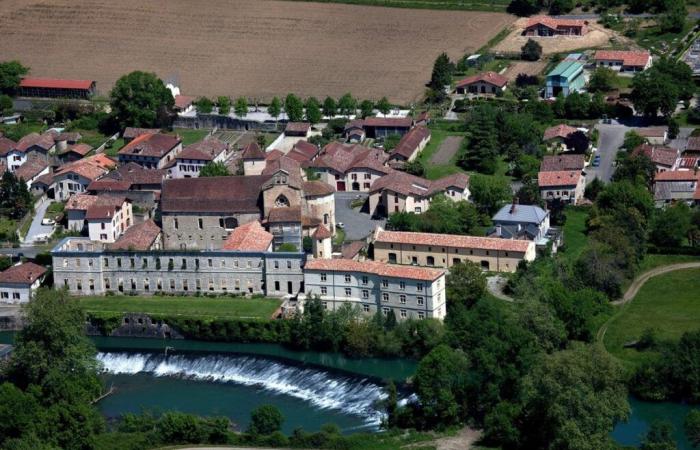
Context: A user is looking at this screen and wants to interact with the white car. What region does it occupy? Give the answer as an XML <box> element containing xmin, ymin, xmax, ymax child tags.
<box><xmin>41</xmin><ymin>218</ymin><xmax>55</xmax><ymax>226</ymax></box>
<box><xmin>336</xmin><ymin>222</ymin><xmax>345</xmax><ymax>229</ymax></box>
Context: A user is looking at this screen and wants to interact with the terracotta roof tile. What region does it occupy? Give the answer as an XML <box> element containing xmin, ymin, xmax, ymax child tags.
<box><xmin>362</xmin><ymin>117</ymin><xmax>413</xmax><ymax>129</ymax></box>
<box><xmin>14</xmin><ymin>132</ymin><xmax>55</xmax><ymax>153</ymax></box>
<box><xmin>312</xmin><ymin>224</ymin><xmax>331</xmax><ymax>239</ymax></box>
<box><xmin>390</xmin><ymin>126</ymin><xmax>430</xmax><ymax>160</ymax></box>
<box><xmin>61</xmin><ymin>143</ymin><xmax>93</xmax><ymax>156</ymax></box>
<box><xmin>161</xmin><ymin>176</ymin><xmax>269</xmax><ymax>213</ymax></box>
<box><xmin>654</xmin><ymin>170</ymin><xmax>700</xmax><ymax>181</ymax></box>
<box><xmin>543</xmin><ymin>124</ymin><xmax>578</xmax><ymax>141</ymax></box>
<box><xmin>538</xmin><ymin>170</ymin><xmax>582</xmax><ymax>187</ymax></box>
<box><xmin>174</xmin><ymin>95</ymin><xmax>195</xmax><ymax>110</ymax></box>
<box><xmin>178</xmin><ymin>138</ymin><xmax>228</xmax><ymax>161</ymax></box>
<box><xmin>540</xmin><ymin>154</ymin><xmax>585</xmax><ymax>172</ymax></box>
<box><xmin>636</xmin><ymin>127</ymin><xmax>667</xmax><ymax>138</ymax></box>
<box><xmin>14</xmin><ymin>157</ymin><xmax>48</xmax><ymax>181</ymax></box>
<box><xmin>20</xmin><ymin>78</ymin><xmax>93</xmax><ymax>90</ymax></box>
<box><xmin>292</xmin><ymin>140</ymin><xmax>319</xmax><ymax>159</ymax></box>
<box><xmin>304</xmin><ymin>258</ymin><xmax>444</xmax><ymax>281</ymax></box>
<box><xmin>0</xmin><ymin>137</ymin><xmax>16</xmax><ymax>156</ymax></box>
<box><xmin>0</xmin><ymin>262</ymin><xmax>47</xmax><ymax>285</ymax></box>
<box><xmin>123</xmin><ymin>127</ymin><xmax>160</xmax><ymax>140</ymax></box>
<box><xmin>369</xmin><ymin>171</ymin><xmax>468</xmax><ymax>197</ymax></box>
<box><xmin>118</xmin><ymin>133</ymin><xmax>181</xmax><ymax>158</ymax></box>
<box><xmin>108</xmin><ymin>219</ymin><xmax>161</xmax><ymax>250</ymax></box>
<box><xmin>222</xmin><ymin>221</ymin><xmax>273</xmax><ymax>251</ymax></box>
<box><xmin>55</xmin><ymin>154</ymin><xmax>114</xmax><ymax>181</ymax></box>
<box><xmin>525</xmin><ymin>15</ymin><xmax>586</xmax><ymax>30</ymax></box>
<box><xmin>340</xmin><ymin>241</ymin><xmax>365</xmax><ymax>260</ymax></box>
<box><xmin>632</xmin><ymin>144</ymin><xmax>678</xmax><ymax>168</ymax></box>
<box><xmin>455</xmin><ymin>71</ymin><xmax>509</xmax><ymax>89</ymax></box>
<box><xmin>594</xmin><ymin>50</ymin><xmax>651</xmax><ymax>67</ymax></box>
<box><xmin>312</xmin><ymin>142</ymin><xmax>390</xmax><ymax>175</ymax></box>
<box><xmin>285</xmin><ymin>122</ymin><xmax>311</xmax><ymax>134</ymax></box>
<box><xmin>241</xmin><ymin>142</ymin><xmax>266</xmax><ymax>160</ymax></box>
<box><xmin>303</xmin><ymin>180</ymin><xmax>335</xmax><ymax>197</ymax></box>
<box><xmin>376</xmin><ymin>229</ymin><xmax>533</xmax><ymax>253</ymax></box>
<box><xmin>267</xmin><ymin>207</ymin><xmax>302</xmax><ymax>223</ymax></box>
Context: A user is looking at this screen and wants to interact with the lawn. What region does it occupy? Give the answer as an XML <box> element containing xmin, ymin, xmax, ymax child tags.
<box><xmin>77</xmin><ymin>295</ymin><xmax>282</xmax><ymax>320</ymax></box>
<box><xmin>44</xmin><ymin>202</ymin><xmax>64</xmax><ymax>220</ymax></box>
<box><xmin>417</xmin><ymin>128</ymin><xmax>466</xmax><ymax>180</ymax></box>
<box><xmin>72</xmin><ymin>128</ymin><xmax>111</xmax><ymax>149</ymax></box>
<box><xmin>171</xmin><ymin>128</ymin><xmax>211</xmax><ymax>146</ymax></box>
<box><xmin>635</xmin><ymin>19</ymin><xmax>696</xmax><ymax>57</ymax></box>
<box><xmin>604</xmin><ymin>268</ymin><xmax>700</xmax><ymax>367</ymax></box>
<box><xmin>103</xmin><ymin>137</ymin><xmax>125</xmax><ymax>157</ymax></box>
<box><xmin>558</xmin><ymin>206</ymin><xmax>589</xmax><ymax>264</ymax></box>
<box><xmin>0</xmin><ymin>217</ymin><xmax>18</xmax><ymax>241</ymax></box>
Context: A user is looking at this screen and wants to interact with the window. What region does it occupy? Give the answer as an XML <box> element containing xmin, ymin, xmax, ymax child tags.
<box><xmin>89</xmin><ymin>279</ymin><xmax>95</xmax><ymax>290</ymax></box>
<box><xmin>104</xmin><ymin>278</ymin><xmax>110</xmax><ymax>289</ymax></box>
<box><xmin>76</xmin><ymin>259</ymin><xmax>81</xmax><ymax>268</ymax></box>
<box><xmin>208</xmin><ymin>259</ymin><xmax>213</xmax><ymax>267</ymax></box>
<box><xmin>103</xmin><ymin>258</ymin><xmax>109</xmax><ymax>267</ymax></box>
<box><xmin>174</xmin><ymin>218</ymin><xmax>179</xmax><ymax>229</ymax></box>
<box><xmin>388</xmin><ymin>253</ymin><xmax>397</xmax><ymax>263</ymax></box>
<box><xmin>321</xmin><ymin>286</ymin><xmax>327</xmax><ymax>295</ymax></box>
<box><xmin>417</xmin><ymin>296</ymin><xmax>424</xmax><ymax>305</ymax></box>
<box><xmin>117</xmin><ymin>258</ymin><xmax>122</xmax><ymax>268</ymax></box>
<box><xmin>275</xmin><ymin>281</ymin><xmax>280</xmax><ymax>291</ymax></box>
<box><xmin>170</xmin><ymin>279</ymin><xmax>175</xmax><ymax>289</ymax></box>
<box><xmin>275</xmin><ymin>195</ymin><xmax>290</xmax><ymax>207</ymax></box>
<box><xmin>400</xmin><ymin>295</ymin><xmax>406</xmax><ymax>304</ymax></box>
<box><xmin>274</xmin><ymin>261</ymin><xmax>279</xmax><ymax>269</ymax></box>
<box><xmin>382</xmin><ymin>307</ymin><xmax>389</xmax><ymax>316</ymax></box>
<box><xmin>196</xmin><ymin>279</ymin><xmax>201</xmax><ymax>290</ymax></box>
<box><xmin>100</xmin><ymin>233</ymin><xmax>107</xmax><ymax>240</ymax></box>
<box><xmin>130</xmin><ymin>279</ymin><xmax>136</xmax><ymax>290</ymax></box>
<box><xmin>400</xmin><ymin>309</ymin><xmax>407</xmax><ymax>318</ymax></box>
<box><xmin>399</xmin><ymin>281</ymin><xmax>405</xmax><ymax>290</ymax></box>
<box><xmin>322</xmin><ymin>301</ymin><xmax>328</xmax><ymax>310</ymax></box>
<box><xmin>362</xmin><ymin>289</ymin><xmax>369</xmax><ymax>299</ymax></box>
<box><xmin>198</xmin><ymin>218</ymin><xmax>203</xmax><ymax>229</ymax></box>
<box><xmin>415</xmin><ymin>207</ymin><xmax>421</xmax><ymax>213</ymax></box>
<box><xmin>12</xmin><ymin>292</ymin><xmax>20</xmax><ymax>300</ymax></box>
<box><xmin>287</xmin><ymin>260</ymin><xmax>292</xmax><ymax>269</ymax></box>
<box><xmin>418</xmin><ymin>312</ymin><xmax>425</xmax><ymax>319</ymax></box>
<box><xmin>417</xmin><ymin>283</ymin><xmax>423</xmax><ymax>291</ymax></box>
<box><xmin>345</xmin><ymin>288</ymin><xmax>351</xmax><ymax>297</ymax></box>
<box><xmin>364</xmin><ymin>173</ymin><xmax>371</xmax><ymax>180</ymax></box>
<box><xmin>427</xmin><ymin>256</ymin><xmax>435</xmax><ymax>266</ymax></box>
<box><xmin>130</xmin><ymin>258</ymin><xmax>135</xmax><ymax>268</ymax></box>
<box><xmin>321</xmin><ymin>273</ymin><xmax>327</xmax><ymax>282</ymax></box>
<box><xmin>361</xmin><ymin>276</ymin><xmax>368</xmax><ymax>285</ymax></box>
<box><xmin>344</xmin><ymin>274</ymin><xmax>351</xmax><ymax>283</ymax></box>
<box><xmin>1</xmin><ymin>292</ymin><xmax>7</xmax><ymax>299</ymax></box>
<box><xmin>183</xmin><ymin>279</ymin><xmax>189</xmax><ymax>291</ymax></box>
<box><xmin>219</xmin><ymin>218</ymin><xmax>225</xmax><ymax>228</ymax></box>
<box><xmin>101</xmin><ymin>222</ymin><xmax>106</xmax><ymax>230</ymax></box>
<box><xmin>382</xmin><ymin>279</ymin><xmax>388</xmax><ymax>288</ymax></box>
<box><xmin>382</xmin><ymin>293</ymin><xmax>389</xmax><ymax>302</ymax></box>
<box><xmin>363</xmin><ymin>304</ymin><xmax>370</xmax><ymax>312</ymax></box>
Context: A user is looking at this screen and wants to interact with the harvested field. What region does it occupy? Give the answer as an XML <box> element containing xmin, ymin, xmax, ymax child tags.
<box><xmin>502</xmin><ymin>61</ymin><xmax>547</xmax><ymax>81</ymax></box>
<box><xmin>0</xmin><ymin>0</ymin><xmax>513</xmax><ymax>105</ymax></box>
<box><xmin>492</xmin><ymin>18</ymin><xmax>617</xmax><ymax>55</ymax></box>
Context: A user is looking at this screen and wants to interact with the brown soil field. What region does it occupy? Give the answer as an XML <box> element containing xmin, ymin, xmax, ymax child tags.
<box><xmin>502</xmin><ymin>61</ymin><xmax>547</xmax><ymax>81</ymax></box>
<box><xmin>492</xmin><ymin>18</ymin><xmax>618</xmax><ymax>55</ymax></box>
<box><xmin>0</xmin><ymin>0</ymin><xmax>513</xmax><ymax>105</ymax></box>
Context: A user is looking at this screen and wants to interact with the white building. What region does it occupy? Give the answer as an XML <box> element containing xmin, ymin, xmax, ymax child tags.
<box><xmin>168</xmin><ymin>138</ymin><xmax>230</xmax><ymax>179</ymax></box>
<box><xmin>0</xmin><ymin>262</ymin><xmax>47</xmax><ymax>304</ymax></box>
<box><xmin>66</xmin><ymin>194</ymin><xmax>133</xmax><ymax>243</ymax></box>
<box><xmin>302</xmin><ymin>258</ymin><xmax>447</xmax><ymax>321</ymax></box>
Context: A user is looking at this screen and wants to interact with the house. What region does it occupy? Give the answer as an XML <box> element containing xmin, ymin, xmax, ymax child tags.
<box><xmin>87</xmin><ymin>162</ymin><xmax>165</xmax><ymax>218</ymax></box>
<box><xmin>107</xmin><ymin>219</ymin><xmax>162</xmax><ymax>251</ymax></box>
<box><xmin>266</xmin><ymin>208</ymin><xmax>302</xmax><ymax>251</ymax></box>
<box><xmin>388</xmin><ymin>126</ymin><xmax>431</xmax><ymax>163</ymax></box>
<box><xmin>0</xmin><ymin>136</ymin><xmax>17</xmax><ymax>168</ymax></box>
<box><xmin>241</xmin><ymin>142</ymin><xmax>267</xmax><ymax>176</ymax></box>
<box><xmin>454</xmin><ymin>72</ymin><xmax>509</xmax><ymax>96</ymax></box>
<box><xmin>487</xmin><ymin>202</ymin><xmax>557</xmax><ymax>250</ymax></box>
<box><xmin>545</xmin><ymin>59</ymin><xmax>586</xmax><ymax>98</ymax></box>
<box><xmin>52</xmin><ymin>236</ymin><xmax>304</xmax><ymax>297</ymax></box>
<box><xmin>0</xmin><ymin>262</ymin><xmax>47</xmax><ymax>304</ymax></box>
<box><xmin>174</xmin><ymin>95</ymin><xmax>196</xmax><ymax>114</ymax></box>
<box><xmin>636</xmin><ymin>127</ymin><xmax>668</xmax><ymax>145</ymax></box>
<box><xmin>368</xmin><ymin>171</ymin><xmax>470</xmax><ymax>217</ymax></box>
<box><xmin>302</xmin><ymin>258</ymin><xmax>447</xmax><ymax>321</ymax></box>
<box><xmin>540</xmin><ymin>154</ymin><xmax>585</xmax><ymax>172</ymax></box>
<box><xmin>14</xmin><ymin>156</ymin><xmax>50</xmax><ymax>189</ymax></box>
<box><xmin>679</xmin><ymin>156</ymin><xmax>699</xmax><ymax>170</ymax></box>
<box><xmin>311</xmin><ymin>142</ymin><xmax>391</xmax><ymax>191</ymax></box>
<box><xmin>2</xmin><ymin>132</ymin><xmax>55</xmax><ymax>171</ymax></box>
<box><xmin>169</xmin><ymin>138</ymin><xmax>230</xmax><ymax>178</ymax></box>
<box><xmin>344</xmin><ymin>120</ymin><xmax>366</xmax><ymax>143</ymax></box>
<box><xmin>58</xmin><ymin>143</ymin><xmax>93</xmax><ymax>163</ymax></box>
<box><xmin>684</xmin><ymin>137</ymin><xmax>700</xmax><ymax>156</ymax></box>
<box><xmin>65</xmin><ymin>193</ymin><xmax>133</xmax><ymax>243</ymax></box>
<box><xmin>284</xmin><ymin>122</ymin><xmax>311</xmax><ymax>138</ymax></box>
<box><xmin>18</xmin><ymin>77</ymin><xmax>96</xmax><ymax>99</ymax></box>
<box><xmin>53</xmin><ymin>132</ymin><xmax>82</xmax><ymax>152</ymax></box>
<box><xmin>31</xmin><ymin>172</ymin><xmax>55</xmax><ymax>197</ymax></box>
<box><xmin>373</xmin><ymin>228</ymin><xmax>536</xmax><ymax>273</ymax></box>
<box><xmin>123</xmin><ymin>127</ymin><xmax>160</xmax><ymax>143</ymax></box>
<box><xmin>523</xmin><ymin>16</ymin><xmax>588</xmax><ymax>36</ymax></box>
<box><xmin>632</xmin><ymin>144</ymin><xmax>679</xmax><ymax>172</ymax></box>
<box><xmin>543</xmin><ymin>124</ymin><xmax>579</xmax><ymax>151</ymax></box>
<box><xmin>593</xmin><ymin>50</ymin><xmax>652</xmax><ymax>72</ymax></box>
<box><xmin>311</xmin><ymin>224</ymin><xmax>333</xmax><ymax>259</ymax></box>
<box><xmin>222</xmin><ymin>220</ymin><xmax>274</xmax><ymax>252</ymax></box>
<box><xmin>653</xmin><ymin>170</ymin><xmax>700</xmax><ymax>206</ymax></box>
<box><xmin>538</xmin><ymin>170</ymin><xmax>585</xmax><ymax>204</ymax></box>
<box><xmin>118</xmin><ymin>133</ymin><xmax>182</xmax><ymax>169</ymax></box>
<box><xmin>53</xmin><ymin>154</ymin><xmax>115</xmax><ymax>201</ymax></box>
<box><xmin>286</xmin><ymin>140</ymin><xmax>319</xmax><ymax>167</ymax></box>
<box><xmin>361</xmin><ymin>117</ymin><xmax>414</xmax><ymax>139</ymax></box>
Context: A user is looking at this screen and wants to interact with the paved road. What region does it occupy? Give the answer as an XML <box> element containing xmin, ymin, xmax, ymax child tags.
<box><xmin>669</xmin><ymin>127</ymin><xmax>694</xmax><ymax>152</ymax></box>
<box><xmin>0</xmin><ymin>246</ymin><xmax>45</xmax><ymax>258</ymax></box>
<box><xmin>334</xmin><ymin>192</ymin><xmax>385</xmax><ymax>241</ymax></box>
<box><xmin>586</xmin><ymin>123</ymin><xmax>628</xmax><ymax>184</ymax></box>
<box><xmin>22</xmin><ymin>197</ymin><xmax>54</xmax><ymax>244</ymax></box>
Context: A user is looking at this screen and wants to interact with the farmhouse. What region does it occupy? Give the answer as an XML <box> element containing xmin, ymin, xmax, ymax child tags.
<box><xmin>373</xmin><ymin>228</ymin><xmax>536</xmax><ymax>273</ymax></box>
<box><xmin>311</xmin><ymin>142</ymin><xmax>391</xmax><ymax>192</ymax></box>
<box><xmin>538</xmin><ymin>170</ymin><xmax>585</xmax><ymax>204</ymax></box>
<box><xmin>632</xmin><ymin>144</ymin><xmax>679</xmax><ymax>172</ymax></box>
<box><xmin>653</xmin><ymin>170</ymin><xmax>700</xmax><ymax>206</ymax></box>
<box><xmin>367</xmin><ymin>171</ymin><xmax>469</xmax><ymax>217</ymax></box>
<box><xmin>546</xmin><ymin>59</ymin><xmax>586</xmax><ymax>98</ymax></box>
<box><xmin>523</xmin><ymin>16</ymin><xmax>588</xmax><ymax>37</ymax></box>
<box><xmin>361</xmin><ymin>117</ymin><xmax>414</xmax><ymax>139</ymax></box>
<box><xmin>118</xmin><ymin>133</ymin><xmax>182</xmax><ymax>169</ymax></box>
<box><xmin>593</xmin><ymin>50</ymin><xmax>652</xmax><ymax>72</ymax></box>
<box><xmin>454</xmin><ymin>72</ymin><xmax>508</xmax><ymax>96</ymax></box>
<box><xmin>169</xmin><ymin>138</ymin><xmax>230</xmax><ymax>178</ymax></box>
<box><xmin>0</xmin><ymin>262</ymin><xmax>47</xmax><ymax>304</ymax></box>
<box><xmin>302</xmin><ymin>258</ymin><xmax>447</xmax><ymax>321</ymax></box>
<box><xmin>543</xmin><ymin>124</ymin><xmax>579</xmax><ymax>151</ymax></box>
<box><xmin>18</xmin><ymin>77</ymin><xmax>96</xmax><ymax>99</ymax></box>
<box><xmin>388</xmin><ymin>126</ymin><xmax>431</xmax><ymax>163</ymax></box>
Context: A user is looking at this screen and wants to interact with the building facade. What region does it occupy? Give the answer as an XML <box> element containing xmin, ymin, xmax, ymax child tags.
<box><xmin>0</xmin><ymin>262</ymin><xmax>47</xmax><ymax>304</ymax></box>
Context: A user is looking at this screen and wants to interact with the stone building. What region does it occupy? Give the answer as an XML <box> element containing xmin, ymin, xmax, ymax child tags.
<box><xmin>302</xmin><ymin>258</ymin><xmax>447</xmax><ymax>321</ymax></box>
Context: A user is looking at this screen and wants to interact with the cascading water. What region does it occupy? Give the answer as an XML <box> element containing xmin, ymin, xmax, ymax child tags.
<box><xmin>97</xmin><ymin>352</ymin><xmax>390</xmax><ymax>427</ymax></box>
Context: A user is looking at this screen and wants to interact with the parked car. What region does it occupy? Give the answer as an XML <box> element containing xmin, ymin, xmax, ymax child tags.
<box><xmin>592</xmin><ymin>156</ymin><xmax>601</xmax><ymax>167</ymax></box>
<box><xmin>336</xmin><ymin>222</ymin><xmax>345</xmax><ymax>229</ymax></box>
<box><xmin>41</xmin><ymin>218</ymin><xmax>55</xmax><ymax>226</ymax></box>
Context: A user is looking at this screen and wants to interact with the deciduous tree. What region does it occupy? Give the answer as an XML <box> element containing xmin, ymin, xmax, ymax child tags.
<box><xmin>248</xmin><ymin>405</ymin><xmax>284</xmax><ymax>435</ymax></box>
<box><xmin>110</xmin><ymin>71</ymin><xmax>174</xmax><ymax>129</ymax></box>
<box><xmin>304</xmin><ymin>97</ymin><xmax>322</xmax><ymax>124</ymax></box>
<box><xmin>234</xmin><ymin>97</ymin><xmax>248</xmax><ymax>117</ymax></box>
<box><xmin>376</xmin><ymin>96</ymin><xmax>392</xmax><ymax>115</ymax></box>
<box><xmin>217</xmin><ymin>96</ymin><xmax>231</xmax><ymax>115</ymax></box>
<box><xmin>0</xmin><ymin>60</ymin><xmax>29</xmax><ymax>94</ymax></box>
<box><xmin>446</xmin><ymin>261</ymin><xmax>486</xmax><ymax>308</ymax></box>
<box><xmin>268</xmin><ymin>96</ymin><xmax>282</xmax><ymax>121</ymax></box>
<box><xmin>322</xmin><ymin>96</ymin><xmax>337</xmax><ymax>118</ymax></box>
<box><xmin>521</xmin><ymin>39</ymin><xmax>543</xmax><ymax>61</ymax></box>
<box><xmin>284</xmin><ymin>94</ymin><xmax>304</xmax><ymax>122</ymax></box>
<box><xmin>199</xmin><ymin>161</ymin><xmax>230</xmax><ymax>177</ymax></box>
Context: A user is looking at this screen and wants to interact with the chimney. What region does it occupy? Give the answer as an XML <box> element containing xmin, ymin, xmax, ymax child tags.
<box><xmin>495</xmin><ymin>224</ymin><xmax>502</xmax><ymax>236</ymax></box>
<box><xmin>510</xmin><ymin>197</ymin><xmax>518</xmax><ymax>214</ymax></box>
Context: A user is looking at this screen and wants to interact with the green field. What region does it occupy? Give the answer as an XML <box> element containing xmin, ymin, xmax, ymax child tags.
<box><xmin>417</xmin><ymin>129</ymin><xmax>466</xmax><ymax>180</ymax></box>
<box><xmin>604</xmin><ymin>268</ymin><xmax>700</xmax><ymax>367</ymax></box>
<box><xmin>77</xmin><ymin>295</ymin><xmax>282</xmax><ymax>320</ymax></box>
<box><xmin>171</xmin><ymin>128</ymin><xmax>211</xmax><ymax>146</ymax></box>
<box><xmin>558</xmin><ymin>206</ymin><xmax>589</xmax><ymax>263</ymax></box>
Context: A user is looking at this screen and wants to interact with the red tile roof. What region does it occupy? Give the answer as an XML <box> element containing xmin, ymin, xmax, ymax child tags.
<box><xmin>285</xmin><ymin>122</ymin><xmax>311</xmax><ymax>134</ymax></box>
<box><xmin>455</xmin><ymin>71</ymin><xmax>508</xmax><ymax>89</ymax></box>
<box><xmin>540</xmin><ymin>154</ymin><xmax>585</xmax><ymax>172</ymax></box>
<box><xmin>312</xmin><ymin>224</ymin><xmax>332</xmax><ymax>239</ymax></box>
<box><xmin>304</xmin><ymin>258</ymin><xmax>445</xmax><ymax>282</ymax></box>
<box><xmin>538</xmin><ymin>170</ymin><xmax>582</xmax><ymax>187</ymax></box>
<box><xmin>108</xmin><ymin>219</ymin><xmax>161</xmax><ymax>250</ymax></box>
<box><xmin>594</xmin><ymin>50</ymin><xmax>651</xmax><ymax>67</ymax></box>
<box><xmin>543</xmin><ymin>124</ymin><xmax>578</xmax><ymax>141</ymax></box>
<box><xmin>118</xmin><ymin>133</ymin><xmax>181</xmax><ymax>159</ymax></box>
<box><xmin>55</xmin><ymin>154</ymin><xmax>114</xmax><ymax>181</ymax></box>
<box><xmin>265</xmin><ymin>149</ymin><xmax>284</xmax><ymax>161</ymax></box>
<box><xmin>177</xmin><ymin>138</ymin><xmax>227</xmax><ymax>161</ymax></box>
<box><xmin>340</xmin><ymin>241</ymin><xmax>365</xmax><ymax>260</ymax></box>
<box><xmin>19</xmin><ymin>77</ymin><xmax>94</xmax><ymax>90</ymax></box>
<box><xmin>174</xmin><ymin>95</ymin><xmax>195</xmax><ymax>110</ymax></box>
<box><xmin>686</xmin><ymin>137</ymin><xmax>700</xmax><ymax>152</ymax></box>
<box><xmin>14</xmin><ymin>132</ymin><xmax>55</xmax><ymax>153</ymax></box>
<box><xmin>241</xmin><ymin>142</ymin><xmax>266</xmax><ymax>160</ymax></box>
<box><xmin>15</xmin><ymin>157</ymin><xmax>48</xmax><ymax>181</ymax></box>
<box><xmin>161</xmin><ymin>176</ymin><xmax>269</xmax><ymax>213</ymax></box>
<box><xmin>262</xmin><ymin>155</ymin><xmax>303</xmax><ymax>188</ymax></box>
<box><xmin>123</xmin><ymin>127</ymin><xmax>160</xmax><ymax>140</ymax></box>
<box><xmin>61</xmin><ymin>143</ymin><xmax>93</xmax><ymax>157</ymax></box>
<box><xmin>654</xmin><ymin>170</ymin><xmax>700</xmax><ymax>181</ymax></box>
<box><xmin>525</xmin><ymin>15</ymin><xmax>586</xmax><ymax>30</ymax></box>
<box><xmin>632</xmin><ymin>144</ymin><xmax>678</xmax><ymax>168</ymax></box>
<box><xmin>312</xmin><ymin>142</ymin><xmax>390</xmax><ymax>175</ymax></box>
<box><xmin>303</xmin><ymin>180</ymin><xmax>335</xmax><ymax>197</ymax></box>
<box><xmin>222</xmin><ymin>221</ymin><xmax>273</xmax><ymax>252</ymax></box>
<box><xmin>679</xmin><ymin>157</ymin><xmax>699</xmax><ymax>169</ymax></box>
<box><xmin>291</xmin><ymin>140</ymin><xmax>319</xmax><ymax>159</ymax></box>
<box><xmin>369</xmin><ymin>171</ymin><xmax>468</xmax><ymax>197</ymax></box>
<box><xmin>376</xmin><ymin>229</ymin><xmax>533</xmax><ymax>253</ymax></box>
<box><xmin>362</xmin><ymin>117</ymin><xmax>413</xmax><ymax>129</ymax></box>
<box><xmin>267</xmin><ymin>207</ymin><xmax>302</xmax><ymax>223</ymax></box>
<box><xmin>0</xmin><ymin>136</ymin><xmax>16</xmax><ymax>156</ymax></box>
<box><xmin>390</xmin><ymin>126</ymin><xmax>431</xmax><ymax>160</ymax></box>
<box><xmin>0</xmin><ymin>262</ymin><xmax>47</xmax><ymax>285</ymax></box>
<box><xmin>636</xmin><ymin>127</ymin><xmax>667</xmax><ymax>138</ymax></box>
<box><xmin>67</xmin><ymin>194</ymin><xmax>127</xmax><ymax>220</ymax></box>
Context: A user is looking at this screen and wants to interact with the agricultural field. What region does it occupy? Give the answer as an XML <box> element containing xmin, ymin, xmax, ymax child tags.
<box><xmin>0</xmin><ymin>0</ymin><xmax>513</xmax><ymax>105</ymax></box>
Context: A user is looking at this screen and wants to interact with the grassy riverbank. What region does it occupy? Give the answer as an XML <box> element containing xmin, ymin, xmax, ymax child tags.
<box><xmin>77</xmin><ymin>295</ymin><xmax>281</xmax><ymax>320</ymax></box>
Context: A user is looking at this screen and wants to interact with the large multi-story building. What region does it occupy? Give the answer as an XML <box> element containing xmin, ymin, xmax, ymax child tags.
<box><xmin>303</xmin><ymin>258</ymin><xmax>446</xmax><ymax>320</ymax></box>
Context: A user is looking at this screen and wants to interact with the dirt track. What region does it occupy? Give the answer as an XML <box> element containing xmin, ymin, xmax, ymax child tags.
<box><xmin>431</xmin><ymin>135</ymin><xmax>463</xmax><ymax>164</ymax></box>
<box><xmin>616</xmin><ymin>262</ymin><xmax>700</xmax><ymax>305</ymax></box>
<box><xmin>0</xmin><ymin>0</ymin><xmax>513</xmax><ymax>104</ymax></box>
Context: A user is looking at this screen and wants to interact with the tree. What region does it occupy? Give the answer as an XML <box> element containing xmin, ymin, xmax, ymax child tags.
<box><xmin>359</xmin><ymin>99</ymin><xmax>374</xmax><ymax>119</ymax></box>
<box><xmin>217</xmin><ymin>96</ymin><xmax>231</xmax><ymax>115</ymax></box>
<box><xmin>564</xmin><ymin>92</ymin><xmax>590</xmax><ymax>119</ymax></box>
<box><xmin>268</xmin><ymin>96</ymin><xmax>282</xmax><ymax>122</ymax></box>
<box><xmin>584</xmin><ymin>177</ymin><xmax>604</xmax><ymax>201</ymax></box>
<box><xmin>668</xmin><ymin>117</ymin><xmax>680</xmax><ymax>139</ymax></box>
<box><xmin>199</xmin><ymin>161</ymin><xmax>230</xmax><ymax>177</ymax></box>
<box><xmin>429</xmin><ymin>53</ymin><xmax>453</xmax><ymax>92</ymax></box>
<box><xmin>623</xmin><ymin>130</ymin><xmax>646</xmax><ymax>151</ymax></box>
<box><xmin>470</xmin><ymin>174</ymin><xmax>511</xmax><ymax>215</ymax></box>
<box><xmin>234</xmin><ymin>97</ymin><xmax>248</xmax><ymax>118</ymax></box>
<box><xmin>0</xmin><ymin>94</ymin><xmax>13</xmax><ymax>115</ymax></box>
<box><xmin>248</xmin><ymin>405</ymin><xmax>284</xmax><ymax>435</ymax></box>
<box><xmin>383</xmin><ymin>134</ymin><xmax>402</xmax><ymax>152</ymax></box>
<box><xmin>640</xmin><ymin>421</ymin><xmax>677</xmax><ymax>450</ymax></box>
<box><xmin>650</xmin><ymin>202</ymin><xmax>691</xmax><ymax>247</ymax></box>
<box><xmin>459</xmin><ymin>105</ymin><xmax>498</xmax><ymax>173</ymax></box>
<box><xmin>516</xmin><ymin>178</ymin><xmax>544</xmax><ymax>206</ymax></box>
<box><xmin>0</xmin><ymin>61</ymin><xmax>29</xmax><ymax>94</ymax></box>
<box><xmin>507</xmin><ymin>0</ymin><xmax>540</xmax><ymax>16</ymax></box>
<box><xmin>376</xmin><ymin>96</ymin><xmax>392</xmax><ymax>115</ymax></box>
<box><xmin>588</xmin><ymin>67</ymin><xmax>617</xmax><ymax>93</ymax></box>
<box><xmin>659</xmin><ymin>0</ymin><xmax>687</xmax><ymax>33</ymax></box>
<box><xmin>521</xmin><ymin>39</ymin><xmax>543</xmax><ymax>61</ymax></box>
<box><xmin>548</xmin><ymin>0</ymin><xmax>574</xmax><ymax>14</ymax></box>
<box><xmin>414</xmin><ymin>344</ymin><xmax>469</xmax><ymax>427</ymax></box>
<box><xmin>0</xmin><ymin>170</ymin><xmax>34</xmax><ymax>220</ymax></box>
<box><xmin>446</xmin><ymin>261</ymin><xmax>486</xmax><ymax>308</ymax></box>
<box><xmin>404</xmin><ymin>160</ymin><xmax>425</xmax><ymax>177</ymax></box>
<box><xmin>338</xmin><ymin>93</ymin><xmax>357</xmax><ymax>117</ymax></box>
<box><xmin>322</xmin><ymin>96</ymin><xmax>337</xmax><ymax>118</ymax></box>
<box><xmin>194</xmin><ymin>98</ymin><xmax>213</xmax><ymax>113</ymax></box>
<box><xmin>631</xmin><ymin>58</ymin><xmax>693</xmax><ymax>118</ymax></box>
<box><xmin>685</xmin><ymin>410</ymin><xmax>700</xmax><ymax>448</ymax></box>
<box><xmin>284</xmin><ymin>94</ymin><xmax>304</xmax><ymax>122</ymax></box>
<box><xmin>564</xmin><ymin>130</ymin><xmax>590</xmax><ymax>154</ymax></box>
<box><xmin>110</xmin><ymin>71</ymin><xmax>175</xmax><ymax>129</ymax></box>
<box><xmin>304</xmin><ymin>97</ymin><xmax>322</xmax><ymax>124</ymax></box>
<box><xmin>518</xmin><ymin>344</ymin><xmax>629</xmax><ymax>450</ymax></box>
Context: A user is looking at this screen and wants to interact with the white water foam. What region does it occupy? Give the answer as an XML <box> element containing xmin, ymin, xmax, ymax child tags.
<box><xmin>98</xmin><ymin>352</ymin><xmax>388</xmax><ymax>427</ymax></box>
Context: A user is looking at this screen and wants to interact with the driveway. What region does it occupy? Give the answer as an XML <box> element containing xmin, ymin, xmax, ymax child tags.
<box><xmin>22</xmin><ymin>197</ymin><xmax>54</xmax><ymax>245</ymax></box>
<box><xmin>334</xmin><ymin>192</ymin><xmax>385</xmax><ymax>241</ymax></box>
<box><xmin>669</xmin><ymin>127</ymin><xmax>694</xmax><ymax>151</ymax></box>
<box><xmin>586</xmin><ymin>123</ymin><xmax>628</xmax><ymax>183</ymax></box>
